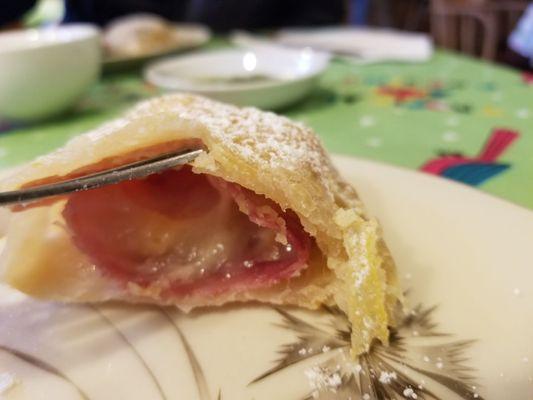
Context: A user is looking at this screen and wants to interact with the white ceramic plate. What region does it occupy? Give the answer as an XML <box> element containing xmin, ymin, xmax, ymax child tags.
<box><xmin>103</xmin><ymin>24</ymin><xmax>210</xmax><ymax>72</ymax></box>
<box><xmin>275</xmin><ymin>27</ymin><xmax>433</xmax><ymax>64</ymax></box>
<box><xmin>144</xmin><ymin>48</ymin><xmax>330</xmax><ymax>110</ymax></box>
<box><xmin>0</xmin><ymin>155</ymin><xmax>531</xmax><ymax>399</ymax></box>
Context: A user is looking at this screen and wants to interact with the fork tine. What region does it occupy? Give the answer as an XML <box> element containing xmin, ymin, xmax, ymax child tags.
<box><xmin>0</xmin><ymin>148</ymin><xmax>203</xmax><ymax>207</ymax></box>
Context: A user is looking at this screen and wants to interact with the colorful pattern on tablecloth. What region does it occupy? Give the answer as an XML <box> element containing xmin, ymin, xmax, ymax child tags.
<box><xmin>0</xmin><ymin>51</ymin><xmax>531</xmax><ymax>208</ymax></box>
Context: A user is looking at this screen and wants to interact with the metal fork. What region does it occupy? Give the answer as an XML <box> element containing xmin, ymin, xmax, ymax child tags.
<box><xmin>0</xmin><ymin>148</ymin><xmax>204</xmax><ymax>207</ymax></box>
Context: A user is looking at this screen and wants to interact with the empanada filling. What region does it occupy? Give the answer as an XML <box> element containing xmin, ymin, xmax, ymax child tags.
<box><xmin>62</xmin><ymin>166</ymin><xmax>312</xmax><ymax>297</ymax></box>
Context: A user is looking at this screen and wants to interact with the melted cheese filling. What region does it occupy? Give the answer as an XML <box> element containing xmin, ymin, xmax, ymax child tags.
<box><xmin>62</xmin><ymin>167</ymin><xmax>308</xmax><ymax>293</ymax></box>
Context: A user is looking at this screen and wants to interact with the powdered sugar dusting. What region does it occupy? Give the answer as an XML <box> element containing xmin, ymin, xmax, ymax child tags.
<box><xmin>403</xmin><ymin>387</ymin><xmax>418</xmax><ymax>398</ymax></box>
<box><xmin>304</xmin><ymin>365</ymin><xmax>342</xmax><ymax>397</ymax></box>
<box><xmin>131</xmin><ymin>94</ymin><xmax>330</xmax><ymax>177</ymax></box>
<box><xmin>5</xmin><ymin>94</ymin><xmax>339</xmax><ymax>198</ymax></box>
<box><xmin>354</xmin><ymin>265</ymin><xmax>370</xmax><ymax>288</ymax></box>
<box><xmin>379</xmin><ymin>370</ymin><xmax>397</xmax><ymax>384</ymax></box>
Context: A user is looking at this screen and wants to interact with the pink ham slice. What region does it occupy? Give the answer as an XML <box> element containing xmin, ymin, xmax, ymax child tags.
<box><xmin>62</xmin><ymin>167</ymin><xmax>311</xmax><ymax>298</ymax></box>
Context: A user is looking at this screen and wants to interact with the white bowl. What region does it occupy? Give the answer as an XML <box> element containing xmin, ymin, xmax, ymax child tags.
<box><xmin>0</xmin><ymin>24</ymin><xmax>101</xmax><ymax>121</ymax></box>
<box><xmin>144</xmin><ymin>47</ymin><xmax>330</xmax><ymax>109</ymax></box>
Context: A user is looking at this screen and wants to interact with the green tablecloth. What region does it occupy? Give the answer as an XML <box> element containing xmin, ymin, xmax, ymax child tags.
<box><xmin>0</xmin><ymin>50</ymin><xmax>532</xmax><ymax>208</ymax></box>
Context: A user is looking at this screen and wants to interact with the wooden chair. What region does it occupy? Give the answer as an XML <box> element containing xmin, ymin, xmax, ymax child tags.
<box><xmin>430</xmin><ymin>0</ymin><xmax>528</xmax><ymax>60</ymax></box>
<box><xmin>492</xmin><ymin>1</ymin><xmax>530</xmax><ymax>41</ymax></box>
<box><xmin>430</xmin><ymin>0</ymin><xmax>495</xmax><ymax>59</ymax></box>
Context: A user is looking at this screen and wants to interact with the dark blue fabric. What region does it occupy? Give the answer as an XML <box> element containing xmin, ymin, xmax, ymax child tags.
<box><xmin>348</xmin><ymin>0</ymin><xmax>370</xmax><ymax>25</ymax></box>
<box><xmin>442</xmin><ymin>163</ymin><xmax>510</xmax><ymax>186</ymax></box>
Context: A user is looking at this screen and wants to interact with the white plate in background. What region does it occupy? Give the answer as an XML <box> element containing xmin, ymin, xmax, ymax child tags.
<box><xmin>276</xmin><ymin>27</ymin><xmax>433</xmax><ymax>64</ymax></box>
<box><xmin>144</xmin><ymin>47</ymin><xmax>330</xmax><ymax>110</ymax></box>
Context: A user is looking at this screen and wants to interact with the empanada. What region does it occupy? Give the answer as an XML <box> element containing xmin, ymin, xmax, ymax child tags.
<box><xmin>0</xmin><ymin>94</ymin><xmax>400</xmax><ymax>355</ymax></box>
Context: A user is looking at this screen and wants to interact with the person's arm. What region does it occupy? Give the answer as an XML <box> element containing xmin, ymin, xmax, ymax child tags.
<box><xmin>0</xmin><ymin>0</ymin><xmax>37</xmax><ymax>26</ymax></box>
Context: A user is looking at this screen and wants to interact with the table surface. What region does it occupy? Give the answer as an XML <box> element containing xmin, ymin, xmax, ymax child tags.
<box><xmin>0</xmin><ymin>49</ymin><xmax>531</xmax><ymax>209</ymax></box>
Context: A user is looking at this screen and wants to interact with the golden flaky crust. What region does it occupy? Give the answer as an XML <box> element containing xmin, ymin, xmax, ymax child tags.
<box><xmin>0</xmin><ymin>94</ymin><xmax>400</xmax><ymax>355</ymax></box>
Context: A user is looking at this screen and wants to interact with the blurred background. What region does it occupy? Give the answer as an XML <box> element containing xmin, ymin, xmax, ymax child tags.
<box><xmin>3</xmin><ymin>0</ymin><xmax>532</xmax><ymax>70</ymax></box>
<box><xmin>0</xmin><ymin>0</ymin><xmax>531</xmax><ymax>209</ymax></box>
